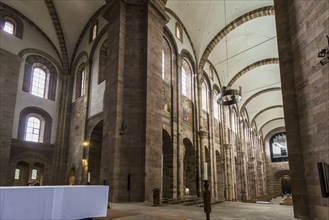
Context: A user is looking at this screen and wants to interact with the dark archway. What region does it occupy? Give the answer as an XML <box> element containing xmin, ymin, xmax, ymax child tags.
<box><xmin>89</xmin><ymin>120</ymin><xmax>103</xmax><ymax>185</ymax></box>
<box><xmin>32</xmin><ymin>162</ymin><xmax>45</xmax><ymax>185</ymax></box>
<box><xmin>162</xmin><ymin>129</ymin><xmax>173</xmax><ymax>199</ymax></box>
<box><xmin>281</xmin><ymin>175</ymin><xmax>291</xmax><ymax>194</ymax></box>
<box><xmin>275</xmin><ymin>170</ymin><xmax>291</xmax><ymax>194</ymax></box>
<box><xmin>183</xmin><ymin>138</ymin><xmax>196</xmax><ymax>196</ymax></box>
<box><xmin>14</xmin><ymin>161</ymin><xmax>29</xmax><ymax>186</ymax></box>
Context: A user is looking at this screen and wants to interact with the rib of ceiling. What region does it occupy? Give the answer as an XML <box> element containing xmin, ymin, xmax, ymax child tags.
<box><xmin>166</xmin><ymin>0</ymin><xmax>285</xmax><ymax>139</ymax></box>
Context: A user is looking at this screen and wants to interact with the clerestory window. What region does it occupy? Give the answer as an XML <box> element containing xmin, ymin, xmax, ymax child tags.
<box><xmin>0</xmin><ymin>12</ymin><xmax>23</xmax><ymax>38</ymax></box>
<box><xmin>3</xmin><ymin>19</ymin><xmax>14</xmax><ymax>34</ymax></box>
<box><xmin>75</xmin><ymin>64</ymin><xmax>86</xmax><ymax>99</ymax></box>
<box><xmin>24</xmin><ymin>115</ymin><xmax>45</xmax><ymax>143</ymax></box>
<box><xmin>31</xmin><ymin>66</ymin><xmax>49</xmax><ymax>98</ymax></box>
<box><xmin>23</xmin><ymin>55</ymin><xmax>57</xmax><ymax>101</ymax></box>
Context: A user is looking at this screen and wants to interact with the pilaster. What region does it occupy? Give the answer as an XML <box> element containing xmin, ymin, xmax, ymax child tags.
<box><xmin>101</xmin><ymin>0</ymin><xmax>169</xmax><ymax>203</ymax></box>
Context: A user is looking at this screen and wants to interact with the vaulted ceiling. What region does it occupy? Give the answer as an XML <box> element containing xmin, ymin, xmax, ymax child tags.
<box><xmin>0</xmin><ymin>0</ymin><xmax>285</xmax><ymax>139</ymax></box>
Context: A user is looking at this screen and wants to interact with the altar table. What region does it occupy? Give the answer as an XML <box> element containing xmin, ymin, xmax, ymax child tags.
<box><xmin>0</xmin><ymin>185</ymin><xmax>109</xmax><ymax>220</ymax></box>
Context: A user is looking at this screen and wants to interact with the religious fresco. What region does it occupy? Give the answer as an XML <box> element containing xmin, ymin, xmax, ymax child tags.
<box><xmin>270</xmin><ymin>132</ymin><xmax>288</xmax><ymax>162</ymax></box>
<box><xmin>214</xmin><ymin>119</ymin><xmax>220</xmax><ymax>142</ymax></box>
<box><xmin>162</xmin><ymin>84</ymin><xmax>171</xmax><ymax>116</ymax></box>
<box><xmin>182</xmin><ymin>96</ymin><xmax>192</xmax><ymax>125</ymax></box>
<box><xmin>200</xmin><ymin>112</ymin><xmax>208</xmax><ymax>131</ymax></box>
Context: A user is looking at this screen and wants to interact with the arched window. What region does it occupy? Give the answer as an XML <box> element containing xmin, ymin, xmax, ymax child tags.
<box><xmin>23</xmin><ymin>55</ymin><xmax>57</xmax><ymax>101</ymax></box>
<box><xmin>92</xmin><ymin>24</ymin><xmax>97</xmax><ymax>40</ymax></box>
<box><xmin>98</xmin><ymin>40</ymin><xmax>107</xmax><ymax>84</ymax></box>
<box><xmin>181</xmin><ymin>54</ymin><xmax>193</xmax><ymax>125</ymax></box>
<box><xmin>0</xmin><ymin>11</ymin><xmax>23</xmax><ymax>38</ymax></box>
<box><xmin>213</xmin><ymin>91</ymin><xmax>221</xmax><ymax>141</ymax></box>
<box><xmin>231</xmin><ymin>109</ymin><xmax>237</xmax><ymax>133</ymax></box>
<box><xmin>3</xmin><ymin>18</ymin><xmax>15</xmax><ymax>34</ymax></box>
<box><xmin>202</xmin><ymin>82</ymin><xmax>208</xmax><ymax>113</ymax></box>
<box><xmin>213</xmin><ymin>91</ymin><xmax>219</xmax><ymax>120</ymax></box>
<box><xmin>175</xmin><ymin>22</ymin><xmax>183</xmax><ymax>42</ymax></box>
<box><xmin>89</xmin><ymin>19</ymin><xmax>98</xmax><ymax>42</ymax></box>
<box><xmin>75</xmin><ymin>64</ymin><xmax>86</xmax><ymax>99</ymax></box>
<box><xmin>182</xmin><ymin>59</ymin><xmax>192</xmax><ymax>99</ymax></box>
<box><xmin>24</xmin><ymin>114</ymin><xmax>45</xmax><ymax>143</ymax></box>
<box><xmin>31</xmin><ymin>65</ymin><xmax>49</xmax><ymax>98</ymax></box>
<box><xmin>162</xmin><ymin>50</ymin><xmax>165</xmax><ymax>80</ymax></box>
<box><xmin>209</xmin><ymin>67</ymin><xmax>214</xmax><ymax>80</ymax></box>
<box><xmin>31</xmin><ymin>169</ymin><xmax>38</xmax><ymax>180</ymax></box>
<box><xmin>14</xmin><ymin>169</ymin><xmax>20</xmax><ymax>180</ymax></box>
<box><xmin>18</xmin><ymin>107</ymin><xmax>52</xmax><ymax>144</ymax></box>
<box><xmin>162</xmin><ymin>38</ymin><xmax>172</xmax><ymax>84</ymax></box>
<box><xmin>270</xmin><ymin>132</ymin><xmax>288</xmax><ymax>162</ymax></box>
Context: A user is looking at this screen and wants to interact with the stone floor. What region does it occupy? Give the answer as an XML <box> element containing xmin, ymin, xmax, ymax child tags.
<box><xmin>96</xmin><ymin>200</ymin><xmax>295</xmax><ymax>220</ymax></box>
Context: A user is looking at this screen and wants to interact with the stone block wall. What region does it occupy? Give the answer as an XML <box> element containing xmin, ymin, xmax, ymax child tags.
<box><xmin>275</xmin><ymin>0</ymin><xmax>329</xmax><ymax>219</ymax></box>
<box><xmin>0</xmin><ymin>49</ymin><xmax>22</xmax><ymax>185</ymax></box>
<box><xmin>266</xmin><ymin>162</ymin><xmax>289</xmax><ymax>195</ymax></box>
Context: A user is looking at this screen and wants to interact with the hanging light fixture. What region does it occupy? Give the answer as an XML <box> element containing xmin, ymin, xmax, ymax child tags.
<box><xmin>217</xmin><ymin>86</ymin><xmax>242</xmax><ymax>105</ymax></box>
<box><xmin>217</xmin><ymin>0</ymin><xmax>242</xmax><ymax>106</ymax></box>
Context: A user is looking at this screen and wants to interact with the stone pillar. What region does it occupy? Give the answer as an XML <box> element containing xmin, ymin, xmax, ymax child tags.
<box><xmin>176</xmin><ymin>54</ymin><xmax>183</xmax><ymax>198</ymax></box>
<box><xmin>198</xmin><ymin>128</ymin><xmax>208</xmax><ymax>195</ymax></box>
<box><xmin>52</xmin><ymin>73</ymin><xmax>72</xmax><ymax>185</ymax></box>
<box><xmin>274</xmin><ymin>0</ymin><xmax>329</xmax><ymax>218</ymax></box>
<box><xmin>224</xmin><ymin>144</ymin><xmax>233</xmax><ymax>201</ymax></box>
<box><xmin>101</xmin><ymin>0</ymin><xmax>168</xmax><ymax>203</ymax></box>
<box><xmin>221</xmin><ymin>106</ymin><xmax>234</xmax><ymax>200</ymax></box>
<box><xmin>0</xmin><ymin>49</ymin><xmax>22</xmax><ymax>186</ymax></box>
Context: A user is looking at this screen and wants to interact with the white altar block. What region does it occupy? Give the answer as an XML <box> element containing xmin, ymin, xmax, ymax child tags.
<box><xmin>0</xmin><ymin>185</ymin><xmax>109</xmax><ymax>220</ymax></box>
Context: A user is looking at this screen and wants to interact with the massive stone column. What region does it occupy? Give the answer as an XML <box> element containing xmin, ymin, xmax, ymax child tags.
<box><xmin>198</xmin><ymin>128</ymin><xmax>208</xmax><ymax>195</ymax></box>
<box><xmin>101</xmin><ymin>0</ymin><xmax>168</xmax><ymax>203</ymax></box>
<box><xmin>0</xmin><ymin>49</ymin><xmax>22</xmax><ymax>186</ymax></box>
<box><xmin>222</xmin><ymin>106</ymin><xmax>234</xmax><ymax>200</ymax></box>
<box><xmin>275</xmin><ymin>0</ymin><xmax>329</xmax><ymax>219</ymax></box>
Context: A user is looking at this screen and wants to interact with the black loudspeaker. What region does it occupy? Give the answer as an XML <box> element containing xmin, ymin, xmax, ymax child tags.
<box><xmin>317</xmin><ymin>162</ymin><xmax>329</xmax><ymax>198</ymax></box>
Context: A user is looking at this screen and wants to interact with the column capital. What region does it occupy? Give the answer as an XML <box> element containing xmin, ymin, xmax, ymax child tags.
<box><xmin>198</xmin><ymin>129</ymin><xmax>208</xmax><ymax>139</ymax></box>
<box><xmin>223</xmin><ymin>144</ymin><xmax>232</xmax><ymax>150</ymax></box>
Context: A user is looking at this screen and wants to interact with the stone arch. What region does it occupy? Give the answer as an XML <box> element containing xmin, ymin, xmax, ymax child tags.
<box><xmin>30</xmin><ymin>162</ymin><xmax>45</xmax><ymax>185</ymax></box>
<box><xmin>18</xmin><ymin>49</ymin><xmax>62</xmax><ymax>74</ymax></box>
<box><xmin>259</xmin><ymin>117</ymin><xmax>285</xmax><ymax>135</ymax></box>
<box><xmin>274</xmin><ymin>170</ymin><xmax>291</xmax><ymax>194</ymax></box>
<box><xmin>227</xmin><ymin>58</ymin><xmax>279</xmax><ymax>88</ymax></box>
<box><xmin>274</xmin><ymin>170</ymin><xmax>290</xmax><ymax>179</ymax></box>
<box><xmin>162</xmin><ymin>129</ymin><xmax>173</xmax><ymax>199</ymax></box>
<box><xmin>183</xmin><ymin>138</ymin><xmax>196</xmax><ymax>196</ymax></box>
<box><xmin>164</xmin><ymin>8</ymin><xmax>197</xmax><ymax>60</ymax></box>
<box><xmin>88</xmin><ymin>120</ymin><xmax>103</xmax><ymax>185</ymax></box>
<box><xmin>199</xmin><ymin>6</ymin><xmax>275</xmax><ymax>70</ymax></box>
<box><xmin>23</xmin><ymin>54</ymin><xmax>58</xmax><ymax>101</ymax></box>
<box><xmin>14</xmin><ymin>161</ymin><xmax>29</xmax><ymax>186</ymax></box>
<box><xmin>180</xmin><ymin>49</ymin><xmax>196</xmax><ymax>74</ymax></box>
<box><xmin>240</xmin><ymin>87</ymin><xmax>282</xmax><ymax>112</ymax></box>
<box><xmin>71</xmin><ymin>5</ymin><xmax>105</xmax><ymax>66</ymax></box>
<box><xmin>18</xmin><ymin>107</ymin><xmax>52</xmax><ymax>143</ymax></box>
<box><xmin>71</xmin><ymin>51</ymin><xmax>88</xmax><ymax>76</ymax></box>
<box><xmin>0</xmin><ymin>8</ymin><xmax>24</xmax><ymax>38</ymax></box>
<box><xmin>251</xmin><ymin>105</ymin><xmax>283</xmax><ymax>126</ymax></box>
